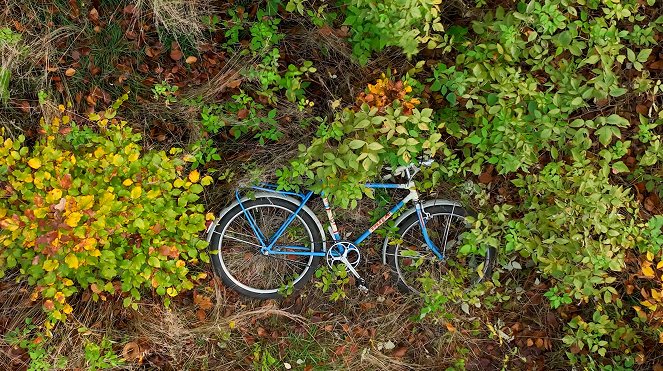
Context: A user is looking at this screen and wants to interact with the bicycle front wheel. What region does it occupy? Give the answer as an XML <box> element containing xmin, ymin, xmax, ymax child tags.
<box><xmin>384</xmin><ymin>204</ymin><xmax>495</xmax><ymax>294</ymax></box>
<box><xmin>209</xmin><ymin>197</ymin><xmax>323</xmax><ymax>299</ymax></box>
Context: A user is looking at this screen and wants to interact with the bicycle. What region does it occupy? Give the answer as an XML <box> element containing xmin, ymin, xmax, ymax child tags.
<box><xmin>207</xmin><ymin>158</ymin><xmax>495</xmax><ymax>299</ymax></box>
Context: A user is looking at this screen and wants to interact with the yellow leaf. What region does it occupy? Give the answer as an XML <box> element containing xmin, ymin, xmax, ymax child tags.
<box><xmin>94</xmin><ymin>147</ymin><xmax>106</xmax><ymax>158</ymax></box>
<box><xmin>642</xmin><ymin>264</ymin><xmax>655</xmax><ymax>278</ymax></box>
<box><xmin>647</xmin><ymin>251</ymin><xmax>654</xmax><ymax>261</ymax></box>
<box><xmin>657</xmin><ymin>261</ymin><xmax>663</xmax><ymax>269</ymax></box>
<box><xmin>78</xmin><ymin>195</ymin><xmax>95</xmax><ymax>210</ymax></box>
<box><xmin>229</xmin><ymin>320</ymin><xmax>236</xmax><ymax>329</ymax></box>
<box><xmin>65</xmin><ymin>212</ymin><xmax>82</xmax><ymax>227</ymax></box>
<box><xmin>123</xmin><ymin>179</ymin><xmax>133</xmax><ymax>186</ymax></box>
<box><xmin>90</xmin><ymin>249</ymin><xmax>101</xmax><ymax>257</ymax></box>
<box><xmin>660</xmin><ymin>331</ymin><xmax>663</xmax><ymax>344</ymax></box>
<box><xmin>54</xmin><ymin>291</ymin><xmax>66</xmax><ymax>303</ymax></box>
<box><xmin>63</xmin><ymin>304</ymin><xmax>73</xmax><ymax>315</ymax></box>
<box><xmin>28</xmin><ymin>158</ymin><xmax>42</xmax><ymax>169</ymax></box>
<box><xmin>653</xmin><ymin>289</ymin><xmax>662</xmax><ymax>301</ymax></box>
<box><xmin>43</xmin><ymin>260</ymin><xmax>59</xmax><ymax>271</ymax></box>
<box><xmin>112</xmin><ymin>154</ymin><xmax>123</xmax><ymax>166</ymax></box>
<box><xmin>131</xmin><ymin>186</ymin><xmax>142</xmax><ymax>199</ymax></box>
<box><xmin>128</xmin><ymin>152</ymin><xmax>139</xmax><ymax>162</ymax></box>
<box><xmin>173</xmin><ymin>178</ymin><xmax>185</xmax><ymax>188</ymax></box>
<box><xmin>77</xmin><ymin>237</ymin><xmax>96</xmax><ymax>251</ymax></box>
<box><xmin>167</xmin><ymin>287</ymin><xmax>178</xmax><ymax>297</ymax></box>
<box><xmin>46</xmin><ymin>189</ymin><xmax>63</xmax><ymax>204</ymax></box>
<box><xmin>147</xmin><ymin>189</ymin><xmax>160</xmax><ymax>199</ymax></box>
<box><xmin>176</xmin><ymin>260</ymin><xmax>185</xmax><ymax>268</ymax></box>
<box><xmin>189</xmin><ymin>170</ymin><xmax>200</xmax><ymax>183</ymax></box>
<box><xmin>62</xmin><ymin>278</ymin><xmax>74</xmax><ymax>286</ymax></box>
<box><xmin>65</xmin><ymin>253</ymin><xmax>79</xmax><ymax>269</ymax></box>
<box><xmin>201</xmin><ymin>175</ymin><xmax>213</xmax><ymax>186</ymax></box>
<box><xmin>206</xmin><ymin>212</ymin><xmax>215</xmax><ymax>221</ymax></box>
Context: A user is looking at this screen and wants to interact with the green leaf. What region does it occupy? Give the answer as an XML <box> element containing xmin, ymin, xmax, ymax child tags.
<box><xmin>348</xmin><ymin>140</ymin><xmax>365</xmax><ymax>149</ymax></box>
<box><xmin>637</xmin><ymin>49</ymin><xmax>652</xmax><ymax>63</ymax></box>
<box><xmin>611</xmin><ymin>161</ymin><xmax>629</xmax><ymax>174</ymax></box>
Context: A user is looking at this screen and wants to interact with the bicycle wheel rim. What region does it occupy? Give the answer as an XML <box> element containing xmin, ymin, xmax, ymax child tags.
<box><xmin>216</xmin><ymin>203</ymin><xmax>316</xmax><ymax>295</ymax></box>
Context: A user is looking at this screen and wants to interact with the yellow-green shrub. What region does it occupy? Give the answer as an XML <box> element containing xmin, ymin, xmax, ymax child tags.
<box><xmin>0</xmin><ymin>105</ymin><xmax>213</xmax><ymax>327</ymax></box>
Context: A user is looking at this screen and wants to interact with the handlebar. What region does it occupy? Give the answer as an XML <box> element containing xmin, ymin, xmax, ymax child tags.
<box><xmin>388</xmin><ymin>156</ymin><xmax>436</xmax><ymax>180</ymax></box>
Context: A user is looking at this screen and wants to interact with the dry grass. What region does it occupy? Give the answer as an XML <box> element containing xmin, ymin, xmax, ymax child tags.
<box><xmin>135</xmin><ymin>0</ymin><xmax>216</xmax><ymax>46</ymax></box>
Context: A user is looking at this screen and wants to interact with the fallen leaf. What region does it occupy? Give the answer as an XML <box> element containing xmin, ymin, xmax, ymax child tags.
<box><xmin>185</xmin><ymin>56</ymin><xmax>198</xmax><ymax>64</ymax></box>
<box><xmin>170</xmin><ymin>48</ymin><xmax>183</xmax><ymax>61</ymax></box>
<box><xmin>122</xmin><ymin>342</ymin><xmax>141</xmax><ymax>362</ymax></box>
<box><xmin>88</xmin><ymin>8</ymin><xmax>99</xmax><ymax>23</ymax></box>
<box><xmin>237</xmin><ymin>108</ymin><xmax>249</xmax><ymax>119</ymax></box>
<box><xmin>196</xmin><ymin>309</ymin><xmax>206</xmax><ymax>321</ymax></box>
<box><xmin>392</xmin><ymin>347</ymin><xmax>407</xmax><ymax>358</ymax></box>
<box><xmin>65</xmin><ymin>67</ymin><xmax>76</xmax><ymax>77</ymax></box>
<box><xmin>226</xmin><ymin>79</ymin><xmax>242</xmax><ymax>89</ymax></box>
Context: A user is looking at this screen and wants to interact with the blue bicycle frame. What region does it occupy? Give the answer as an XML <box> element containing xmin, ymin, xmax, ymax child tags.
<box><xmin>235</xmin><ymin>182</ymin><xmax>445</xmax><ymax>260</ymax></box>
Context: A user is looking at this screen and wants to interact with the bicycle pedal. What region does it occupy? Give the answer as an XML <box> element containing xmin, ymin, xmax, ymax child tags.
<box><xmin>356</xmin><ymin>278</ymin><xmax>369</xmax><ymax>295</ymax></box>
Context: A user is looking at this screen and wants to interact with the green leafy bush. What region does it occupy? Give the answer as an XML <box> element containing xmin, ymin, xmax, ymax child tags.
<box><xmin>0</xmin><ymin>100</ymin><xmax>213</xmax><ymax>327</ymax></box>
<box><xmin>277</xmin><ymin>77</ymin><xmax>444</xmax><ymax>207</ymax></box>
<box><xmin>343</xmin><ymin>0</ymin><xmax>445</xmax><ymax>64</ymax></box>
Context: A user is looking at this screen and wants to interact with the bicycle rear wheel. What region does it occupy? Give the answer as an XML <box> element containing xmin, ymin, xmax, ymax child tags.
<box><xmin>209</xmin><ymin>197</ymin><xmax>323</xmax><ymax>299</ymax></box>
<box><xmin>384</xmin><ymin>204</ymin><xmax>495</xmax><ymax>294</ymax></box>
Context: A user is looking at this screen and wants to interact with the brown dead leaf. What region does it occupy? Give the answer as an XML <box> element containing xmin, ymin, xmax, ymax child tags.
<box><xmin>170</xmin><ymin>48</ymin><xmax>183</xmax><ymax>61</ymax></box>
<box><xmin>122</xmin><ymin>342</ymin><xmax>141</xmax><ymax>362</ymax></box>
<box><xmin>636</xmin><ymin>104</ymin><xmax>649</xmax><ymax>115</ymax></box>
<box><xmin>193</xmin><ymin>292</ymin><xmax>213</xmax><ymax>311</ymax></box>
<box><xmin>336</xmin><ymin>26</ymin><xmax>350</xmax><ymax>38</ymax></box>
<box><xmin>392</xmin><ymin>347</ymin><xmax>407</xmax><ymax>358</ymax></box>
<box><xmin>88</xmin><ymin>8</ymin><xmax>100</xmax><ymax>23</ymax></box>
<box><xmin>650</xmin><ymin>60</ymin><xmax>663</xmax><ymax>70</ymax></box>
<box><xmin>257</xmin><ymin>327</ymin><xmax>268</xmax><ymax>337</ymax></box>
<box><xmin>196</xmin><ymin>309</ymin><xmax>206</xmax><ymax>321</ymax></box>
<box><xmin>185</xmin><ymin>56</ymin><xmax>198</xmax><ymax>64</ymax></box>
<box><xmin>60</xmin><ymin>174</ymin><xmax>72</xmax><ymax>189</ymax></box>
<box><xmin>318</xmin><ymin>26</ymin><xmax>334</xmax><ymax>36</ymax></box>
<box><xmin>526</xmin><ymin>338</ymin><xmax>534</xmax><ymax>347</ymax></box>
<box><xmin>644</xmin><ymin>193</ymin><xmax>661</xmax><ymax>213</ymax></box>
<box><xmin>53</xmin><ymin>197</ymin><xmax>66</xmax><ymax>212</ymax></box>
<box><xmin>18</xmin><ymin>100</ymin><xmax>30</xmax><ymax>113</ymax></box>
<box><xmin>65</xmin><ymin>68</ymin><xmax>76</xmax><ymax>77</ymax></box>
<box><xmin>226</xmin><ymin>79</ymin><xmax>243</xmax><ymax>89</ymax></box>
<box><xmin>445</xmin><ymin>322</ymin><xmax>456</xmax><ymax>333</ymax></box>
<box><xmin>237</xmin><ymin>108</ymin><xmax>249</xmax><ymax>119</ymax></box>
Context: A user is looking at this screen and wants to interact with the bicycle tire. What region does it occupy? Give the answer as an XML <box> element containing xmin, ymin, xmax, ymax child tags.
<box><xmin>209</xmin><ymin>196</ymin><xmax>324</xmax><ymax>299</ymax></box>
<box><xmin>384</xmin><ymin>204</ymin><xmax>495</xmax><ymax>294</ymax></box>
